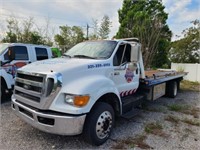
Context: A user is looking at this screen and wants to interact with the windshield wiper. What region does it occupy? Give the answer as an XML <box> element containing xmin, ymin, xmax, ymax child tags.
<box><xmin>62</xmin><ymin>54</ymin><xmax>72</xmax><ymax>58</ymax></box>
<box><xmin>73</xmin><ymin>55</ymin><xmax>96</xmax><ymax>59</ymax></box>
<box><xmin>96</xmin><ymin>56</ymin><xmax>108</xmax><ymax>60</ymax></box>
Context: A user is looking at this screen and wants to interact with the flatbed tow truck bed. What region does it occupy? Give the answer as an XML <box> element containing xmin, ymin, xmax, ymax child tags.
<box><xmin>140</xmin><ymin>70</ymin><xmax>188</xmax><ymax>86</ymax></box>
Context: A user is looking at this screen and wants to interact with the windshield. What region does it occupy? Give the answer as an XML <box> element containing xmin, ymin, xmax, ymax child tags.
<box><xmin>64</xmin><ymin>41</ymin><xmax>117</xmax><ymax>59</ymax></box>
<box><xmin>0</xmin><ymin>43</ymin><xmax>9</xmax><ymax>55</ymax></box>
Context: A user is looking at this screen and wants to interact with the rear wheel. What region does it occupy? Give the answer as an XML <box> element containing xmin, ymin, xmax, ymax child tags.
<box><xmin>83</xmin><ymin>102</ymin><xmax>114</xmax><ymax>146</ymax></box>
<box><xmin>166</xmin><ymin>81</ymin><xmax>178</xmax><ymax>98</ymax></box>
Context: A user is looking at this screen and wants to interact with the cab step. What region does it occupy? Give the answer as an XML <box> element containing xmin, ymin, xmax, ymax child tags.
<box><xmin>121</xmin><ymin>108</ymin><xmax>141</xmax><ymax>119</ymax></box>
<box><xmin>121</xmin><ymin>93</ymin><xmax>146</xmax><ymax>114</ymax></box>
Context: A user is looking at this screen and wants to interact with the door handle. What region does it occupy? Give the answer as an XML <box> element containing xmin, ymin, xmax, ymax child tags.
<box><xmin>114</xmin><ymin>72</ymin><xmax>120</xmax><ymax>75</ymax></box>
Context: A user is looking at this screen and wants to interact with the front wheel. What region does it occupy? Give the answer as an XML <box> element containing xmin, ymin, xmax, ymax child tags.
<box><xmin>1</xmin><ymin>82</ymin><xmax>6</xmax><ymax>101</ymax></box>
<box><xmin>83</xmin><ymin>102</ymin><xmax>114</xmax><ymax>146</ymax></box>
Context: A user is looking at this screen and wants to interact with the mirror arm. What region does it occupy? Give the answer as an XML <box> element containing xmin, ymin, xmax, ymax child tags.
<box><xmin>1</xmin><ymin>60</ymin><xmax>12</xmax><ymax>66</ymax></box>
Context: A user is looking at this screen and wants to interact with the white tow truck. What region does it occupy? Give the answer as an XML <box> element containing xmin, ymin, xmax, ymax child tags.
<box><xmin>0</xmin><ymin>43</ymin><xmax>52</xmax><ymax>100</ymax></box>
<box><xmin>11</xmin><ymin>38</ymin><xmax>187</xmax><ymax>145</ymax></box>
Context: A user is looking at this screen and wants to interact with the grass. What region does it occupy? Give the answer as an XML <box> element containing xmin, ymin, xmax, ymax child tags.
<box><xmin>111</xmin><ymin>134</ymin><xmax>151</xmax><ymax>149</ymax></box>
<box><xmin>165</xmin><ymin>115</ymin><xmax>200</xmax><ymax>127</ymax></box>
<box><xmin>182</xmin><ymin>118</ymin><xmax>200</xmax><ymax>126</ymax></box>
<box><xmin>180</xmin><ymin>80</ymin><xmax>200</xmax><ymax>92</ymax></box>
<box><xmin>167</xmin><ymin>104</ymin><xmax>200</xmax><ymax>118</ymax></box>
<box><xmin>144</xmin><ymin>122</ymin><xmax>168</xmax><ymax>137</ymax></box>
<box><xmin>182</xmin><ymin>107</ymin><xmax>200</xmax><ymax>118</ymax></box>
<box><xmin>167</xmin><ymin>104</ymin><xmax>188</xmax><ymax>112</ymax></box>
<box><xmin>145</xmin><ymin>122</ymin><xmax>162</xmax><ymax>133</ymax></box>
<box><xmin>165</xmin><ymin>115</ymin><xmax>180</xmax><ymax>124</ymax></box>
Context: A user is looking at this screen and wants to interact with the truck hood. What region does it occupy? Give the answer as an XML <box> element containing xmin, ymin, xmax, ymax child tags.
<box><xmin>19</xmin><ymin>57</ymin><xmax>107</xmax><ymax>74</ymax></box>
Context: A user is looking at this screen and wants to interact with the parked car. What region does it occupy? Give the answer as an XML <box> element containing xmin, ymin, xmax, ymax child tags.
<box><xmin>0</xmin><ymin>43</ymin><xmax>53</xmax><ymax>99</ymax></box>
<box><xmin>51</xmin><ymin>47</ymin><xmax>61</xmax><ymax>58</ymax></box>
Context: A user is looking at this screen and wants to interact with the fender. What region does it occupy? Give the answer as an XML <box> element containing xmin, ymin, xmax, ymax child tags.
<box><xmin>0</xmin><ymin>68</ymin><xmax>14</xmax><ymax>89</ymax></box>
<box><xmin>49</xmin><ymin>75</ymin><xmax>122</xmax><ymax>114</ymax></box>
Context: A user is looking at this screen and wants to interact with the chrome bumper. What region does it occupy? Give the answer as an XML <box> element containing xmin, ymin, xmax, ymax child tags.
<box><xmin>11</xmin><ymin>98</ymin><xmax>86</xmax><ymax>135</ymax></box>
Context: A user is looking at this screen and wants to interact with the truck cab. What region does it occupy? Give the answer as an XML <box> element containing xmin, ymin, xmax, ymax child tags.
<box><xmin>11</xmin><ymin>39</ymin><xmax>186</xmax><ymax>145</ymax></box>
<box><xmin>0</xmin><ymin>43</ymin><xmax>52</xmax><ymax>99</ymax></box>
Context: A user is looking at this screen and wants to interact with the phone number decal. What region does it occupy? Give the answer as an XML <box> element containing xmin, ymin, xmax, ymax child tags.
<box><xmin>88</xmin><ymin>63</ymin><xmax>110</xmax><ymax>69</ymax></box>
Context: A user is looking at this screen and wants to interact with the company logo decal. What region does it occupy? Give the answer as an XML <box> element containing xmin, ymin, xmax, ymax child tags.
<box><xmin>2</xmin><ymin>62</ymin><xmax>26</xmax><ymax>77</ymax></box>
<box><xmin>125</xmin><ymin>68</ymin><xmax>134</xmax><ymax>83</ymax></box>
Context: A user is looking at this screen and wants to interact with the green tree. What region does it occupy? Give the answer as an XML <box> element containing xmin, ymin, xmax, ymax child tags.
<box><xmin>2</xmin><ymin>17</ymin><xmax>53</xmax><ymax>46</ymax></box>
<box><xmin>116</xmin><ymin>0</ymin><xmax>171</xmax><ymax>68</ymax></box>
<box><xmin>151</xmin><ymin>39</ymin><xmax>171</xmax><ymax>68</ymax></box>
<box><xmin>2</xmin><ymin>17</ymin><xmax>20</xmax><ymax>43</ymax></box>
<box><xmin>98</xmin><ymin>15</ymin><xmax>112</xmax><ymax>39</ymax></box>
<box><xmin>54</xmin><ymin>25</ymin><xmax>85</xmax><ymax>53</ymax></box>
<box><xmin>89</xmin><ymin>19</ymin><xmax>99</xmax><ymax>40</ymax></box>
<box><xmin>169</xmin><ymin>20</ymin><xmax>200</xmax><ymax>63</ymax></box>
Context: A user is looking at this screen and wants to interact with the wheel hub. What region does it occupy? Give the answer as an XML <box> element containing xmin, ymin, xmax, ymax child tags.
<box><xmin>96</xmin><ymin>111</ymin><xmax>112</xmax><ymax>139</ymax></box>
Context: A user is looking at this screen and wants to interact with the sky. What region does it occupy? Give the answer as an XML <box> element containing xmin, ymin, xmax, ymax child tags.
<box><xmin>0</xmin><ymin>0</ymin><xmax>199</xmax><ymax>42</ymax></box>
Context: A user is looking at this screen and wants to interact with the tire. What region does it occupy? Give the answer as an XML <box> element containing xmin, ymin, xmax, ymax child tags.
<box><xmin>83</xmin><ymin>102</ymin><xmax>114</xmax><ymax>146</ymax></box>
<box><xmin>1</xmin><ymin>82</ymin><xmax>6</xmax><ymax>101</ymax></box>
<box><xmin>166</xmin><ymin>81</ymin><xmax>178</xmax><ymax>98</ymax></box>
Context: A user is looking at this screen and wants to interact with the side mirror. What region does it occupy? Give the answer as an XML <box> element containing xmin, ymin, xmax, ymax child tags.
<box><xmin>128</xmin><ymin>62</ymin><xmax>137</xmax><ymax>72</ymax></box>
<box><xmin>131</xmin><ymin>44</ymin><xmax>140</xmax><ymax>62</ymax></box>
<box><xmin>8</xmin><ymin>48</ymin><xmax>15</xmax><ymax>61</ymax></box>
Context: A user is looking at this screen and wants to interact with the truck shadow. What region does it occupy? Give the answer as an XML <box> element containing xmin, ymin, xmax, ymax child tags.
<box><xmin>1</xmin><ymin>94</ymin><xmax>11</xmax><ymax>104</ymax></box>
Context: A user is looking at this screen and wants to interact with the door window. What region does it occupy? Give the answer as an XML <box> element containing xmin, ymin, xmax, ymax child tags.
<box><xmin>4</xmin><ymin>46</ymin><xmax>28</xmax><ymax>60</ymax></box>
<box><xmin>35</xmin><ymin>47</ymin><xmax>48</xmax><ymax>60</ymax></box>
<box><xmin>113</xmin><ymin>44</ymin><xmax>131</xmax><ymax>66</ymax></box>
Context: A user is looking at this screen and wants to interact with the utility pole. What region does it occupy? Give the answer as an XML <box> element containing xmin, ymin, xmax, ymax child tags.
<box><xmin>85</xmin><ymin>23</ymin><xmax>93</xmax><ymax>40</ymax></box>
<box><xmin>86</xmin><ymin>24</ymin><xmax>89</xmax><ymax>40</ymax></box>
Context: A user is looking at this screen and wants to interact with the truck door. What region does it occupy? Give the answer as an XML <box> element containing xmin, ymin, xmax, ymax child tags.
<box><xmin>3</xmin><ymin>46</ymin><xmax>29</xmax><ymax>77</ymax></box>
<box><xmin>112</xmin><ymin>43</ymin><xmax>139</xmax><ymax>97</ymax></box>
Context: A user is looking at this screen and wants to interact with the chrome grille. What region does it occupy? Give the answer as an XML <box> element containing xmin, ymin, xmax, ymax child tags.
<box><xmin>14</xmin><ymin>71</ymin><xmax>46</xmax><ymax>103</ymax></box>
<box><xmin>14</xmin><ymin>70</ymin><xmax>62</xmax><ymax>110</ymax></box>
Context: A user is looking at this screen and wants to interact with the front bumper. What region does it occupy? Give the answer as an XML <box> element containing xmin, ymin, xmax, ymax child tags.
<box><xmin>11</xmin><ymin>98</ymin><xmax>86</xmax><ymax>135</ymax></box>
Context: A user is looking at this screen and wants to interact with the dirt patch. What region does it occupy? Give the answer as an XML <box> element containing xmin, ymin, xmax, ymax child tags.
<box><xmin>144</xmin><ymin>122</ymin><xmax>169</xmax><ymax>138</ymax></box>
<box><xmin>167</xmin><ymin>104</ymin><xmax>200</xmax><ymax>118</ymax></box>
<box><xmin>180</xmin><ymin>80</ymin><xmax>200</xmax><ymax>92</ymax></box>
<box><xmin>111</xmin><ymin>134</ymin><xmax>151</xmax><ymax>149</ymax></box>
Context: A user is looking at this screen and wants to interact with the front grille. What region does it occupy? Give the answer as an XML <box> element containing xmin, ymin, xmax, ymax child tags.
<box><xmin>16</xmin><ymin>82</ymin><xmax>42</xmax><ymax>93</ymax></box>
<box><xmin>14</xmin><ymin>71</ymin><xmax>45</xmax><ymax>103</ymax></box>
<box><xmin>17</xmin><ymin>73</ymin><xmax>43</xmax><ymax>82</ymax></box>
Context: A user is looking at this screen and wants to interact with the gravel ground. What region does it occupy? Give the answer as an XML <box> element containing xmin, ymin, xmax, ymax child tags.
<box><xmin>0</xmin><ymin>90</ymin><xmax>200</xmax><ymax>150</ymax></box>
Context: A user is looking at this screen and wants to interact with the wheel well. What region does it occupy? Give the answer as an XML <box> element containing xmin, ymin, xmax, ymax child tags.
<box><xmin>1</xmin><ymin>77</ymin><xmax>7</xmax><ymax>89</ymax></box>
<box><xmin>95</xmin><ymin>93</ymin><xmax>121</xmax><ymax>116</ymax></box>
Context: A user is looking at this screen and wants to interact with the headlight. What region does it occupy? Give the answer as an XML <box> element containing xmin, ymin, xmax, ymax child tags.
<box><xmin>65</xmin><ymin>94</ymin><xmax>90</xmax><ymax>107</ymax></box>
